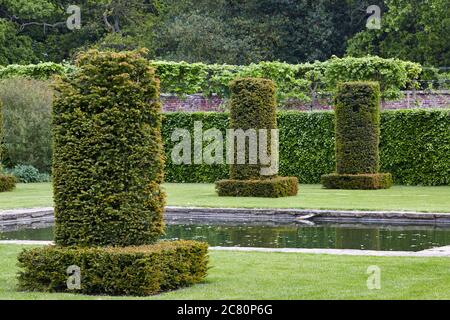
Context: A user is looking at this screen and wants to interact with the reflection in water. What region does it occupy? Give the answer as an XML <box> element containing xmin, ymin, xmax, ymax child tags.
<box><xmin>2</xmin><ymin>222</ymin><xmax>450</xmax><ymax>251</ymax></box>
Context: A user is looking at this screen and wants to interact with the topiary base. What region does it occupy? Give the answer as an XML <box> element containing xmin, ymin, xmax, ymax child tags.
<box><xmin>0</xmin><ymin>174</ymin><xmax>17</xmax><ymax>192</ymax></box>
<box><xmin>215</xmin><ymin>176</ymin><xmax>298</xmax><ymax>197</ymax></box>
<box><xmin>321</xmin><ymin>173</ymin><xmax>392</xmax><ymax>190</ymax></box>
<box><xmin>17</xmin><ymin>240</ymin><xmax>208</xmax><ymax>296</ymax></box>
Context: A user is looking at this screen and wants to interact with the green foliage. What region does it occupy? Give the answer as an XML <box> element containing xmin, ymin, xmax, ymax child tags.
<box><xmin>216</xmin><ymin>177</ymin><xmax>298</xmax><ymax>198</ymax></box>
<box><xmin>0</xmin><ymin>98</ymin><xmax>3</xmax><ymax>162</ymax></box>
<box><xmin>0</xmin><ymin>63</ymin><xmax>75</xmax><ymax>80</ymax></box>
<box><xmin>0</xmin><ymin>0</ymin><xmax>161</xmax><ymax>63</ymax></box>
<box><xmin>0</xmin><ymin>78</ymin><xmax>53</xmax><ymax>172</ymax></box>
<box><xmin>52</xmin><ymin>49</ymin><xmax>166</xmax><ymax>247</ymax></box>
<box><xmin>277</xmin><ymin>111</ymin><xmax>335</xmax><ymax>184</ymax></box>
<box><xmin>149</xmin><ymin>60</ymin><xmax>309</xmax><ymax>102</ymax></box>
<box><xmin>334</xmin><ymin>82</ymin><xmax>381</xmax><ymax>174</ymax></box>
<box><xmin>163</xmin><ymin>109</ymin><xmax>449</xmax><ymax>186</ymax></box>
<box><xmin>17</xmin><ymin>240</ymin><xmax>209</xmax><ymax>296</ymax></box>
<box><xmin>0</xmin><ymin>0</ymin><xmax>444</xmax><ymax>67</ymax></box>
<box><xmin>0</xmin><ymin>0</ymin><xmax>57</xmax><ymax>20</ymax></box>
<box><xmin>150</xmin><ymin>57</ymin><xmax>419</xmax><ymax>102</ymax></box>
<box><xmin>437</xmin><ymin>72</ymin><xmax>450</xmax><ymax>90</ymax></box>
<box><xmin>0</xmin><ymin>173</ymin><xmax>16</xmax><ymax>192</ymax></box>
<box><xmin>155</xmin><ymin>0</ymin><xmax>379</xmax><ymax>64</ymax></box>
<box><xmin>162</xmin><ymin>112</ymin><xmax>229</xmax><ymax>183</ymax></box>
<box><xmin>347</xmin><ymin>0</ymin><xmax>450</xmax><ymax>67</ymax></box>
<box><xmin>323</xmin><ymin>56</ymin><xmax>422</xmax><ymax>99</ymax></box>
<box><xmin>0</xmin><ymin>97</ymin><xmax>16</xmax><ymax>192</ymax></box>
<box><xmin>228</xmin><ymin>78</ymin><xmax>277</xmax><ymax>180</ymax></box>
<box><xmin>7</xmin><ymin>164</ymin><xmax>50</xmax><ymax>183</ymax></box>
<box><xmin>321</xmin><ymin>173</ymin><xmax>393</xmax><ymax>190</ymax></box>
<box><xmin>0</xmin><ymin>20</ymin><xmax>38</xmax><ymax>65</ymax></box>
<box><xmin>0</xmin><ymin>56</ymin><xmax>420</xmax><ymax>104</ymax></box>
<box><xmin>380</xmin><ymin>109</ymin><xmax>450</xmax><ymax>186</ymax></box>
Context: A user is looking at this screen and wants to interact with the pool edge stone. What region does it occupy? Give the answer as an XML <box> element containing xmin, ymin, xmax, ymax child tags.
<box><xmin>1</xmin><ymin>206</ymin><xmax>450</xmax><ymax>228</ymax></box>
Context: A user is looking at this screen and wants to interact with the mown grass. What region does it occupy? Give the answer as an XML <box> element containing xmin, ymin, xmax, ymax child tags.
<box><xmin>1</xmin><ymin>244</ymin><xmax>450</xmax><ymax>300</ymax></box>
<box><xmin>1</xmin><ymin>183</ymin><xmax>449</xmax><ymax>212</ymax></box>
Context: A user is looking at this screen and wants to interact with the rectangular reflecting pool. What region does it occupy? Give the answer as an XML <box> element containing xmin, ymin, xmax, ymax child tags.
<box><xmin>3</xmin><ymin>221</ymin><xmax>450</xmax><ymax>251</ymax></box>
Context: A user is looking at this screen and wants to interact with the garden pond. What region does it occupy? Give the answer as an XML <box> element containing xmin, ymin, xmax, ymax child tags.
<box><xmin>2</xmin><ymin>220</ymin><xmax>450</xmax><ymax>251</ymax></box>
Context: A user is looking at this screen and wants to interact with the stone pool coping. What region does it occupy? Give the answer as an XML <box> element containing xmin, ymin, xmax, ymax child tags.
<box><xmin>2</xmin><ymin>206</ymin><xmax>450</xmax><ymax>227</ymax></box>
<box><xmin>2</xmin><ymin>240</ymin><xmax>450</xmax><ymax>257</ymax></box>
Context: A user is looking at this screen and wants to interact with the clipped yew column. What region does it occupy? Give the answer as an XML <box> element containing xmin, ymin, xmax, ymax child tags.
<box><xmin>322</xmin><ymin>81</ymin><xmax>392</xmax><ymax>189</ymax></box>
<box><xmin>215</xmin><ymin>78</ymin><xmax>298</xmax><ymax>197</ymax></box>
<box><xmin>52</xmin><ymin>50</ymin><xmax>166</xmax><ymax>247</ymax></box>
<box><xmin>17</xmin><ymin>50</ymin><xmax>208</xmax><ymax>296</ymax></box>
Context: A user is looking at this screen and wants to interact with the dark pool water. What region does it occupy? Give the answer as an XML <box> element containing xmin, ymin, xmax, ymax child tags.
<box><xmin>2</xmin><ymin>222</ymin><xmax>450</xmax><ymax>251</ymax></box>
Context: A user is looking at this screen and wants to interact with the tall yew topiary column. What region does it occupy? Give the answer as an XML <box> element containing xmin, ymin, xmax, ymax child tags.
<box><xmin>215</xmin><ymin>78</ymin><xmax>298</xmax><ymax>197</ymax></box>
<box><xmin>17</xmin><ymin>50</ymin><xmax>208</xmax><ymax>296</ymax></box>
<box><xmin>52</xmin><ymin>50</ymin><xmax>165</xmax><ymax>247</ymax></box>
<box><xmin>321</xmin><ymin>81</ymin><xmax>392</xmax><ymax>189</ymax></box>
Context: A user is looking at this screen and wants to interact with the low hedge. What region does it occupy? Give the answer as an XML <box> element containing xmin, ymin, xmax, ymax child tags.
<box><xmin>216</xmin><ymin>177</ymin><xmax>299</xmax><ymax>198</ymax></box>
<box><xmin>162</xmin><ymin>109</ymin><xmax>449</xmax><ymax>186</ymax></box>
<box><xmin>17</xmin><ymin>240</ymin><xmax>209</xmax><ymax>296</ymax></box>
<box><xmin>0</xmin><ymin>174</ymin><xmax>16</xmax><ymax>192</ymax></box>
<box><xmin>321</xmin><ymin>173</ymin><xmax>393</xmax><ymax>190</ymax></box>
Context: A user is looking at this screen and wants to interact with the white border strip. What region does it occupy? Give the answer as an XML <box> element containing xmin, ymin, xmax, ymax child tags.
<box><xmin>2</xmin><ymin>241</ymin><xmax>450</xmax><ymax>257</ymax></box>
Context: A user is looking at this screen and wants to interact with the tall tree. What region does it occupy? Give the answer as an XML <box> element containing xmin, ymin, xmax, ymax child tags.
<box><xmin>347</xmin><ymin>0</ymin><xmax>450</xmax><ymax>66</ymax></box>
<box><xmin>0</xmin><ymin>0</ymin><xmax>161</xmax><ymax>63</ymax></box>
<box><xmin>155</xmin><ymin>0</ymin><xmax>379</xmax><ymax>64</ymax></box>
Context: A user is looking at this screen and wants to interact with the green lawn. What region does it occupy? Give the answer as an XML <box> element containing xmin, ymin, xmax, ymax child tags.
<box><xmin>1</xmin><ymin>244</ymin><xmax>450</xmax><ymax>300</ymax></box>
<box><xmin>1</xmin><ymin>183</ymin><xmax>449</xmax><ymax>212</ymax></box>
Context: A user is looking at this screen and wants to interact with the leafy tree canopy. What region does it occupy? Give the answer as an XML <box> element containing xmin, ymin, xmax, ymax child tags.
<box><xmin>347</xmin><ymin>0</ymin><xmax>450</xmax><ymax>67</ymax></box>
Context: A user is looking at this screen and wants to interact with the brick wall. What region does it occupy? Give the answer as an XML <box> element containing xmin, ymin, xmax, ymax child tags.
<box><xmin>161</xmin><ymin>91</ymin><xmax>450</xmax><ymax>112</ymax></box>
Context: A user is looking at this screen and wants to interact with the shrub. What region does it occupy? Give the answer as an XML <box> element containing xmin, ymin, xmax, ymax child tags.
<box><xmin>0</xmin><ymin>77</ymin><xmax>53</xmax><ymax>172</ymax></box>
<box><xmin>8</xmin><ymin>164</ymin><xmax>50</xmax><ymax>183</ymax></box>
<box><xmin>0</xmin><ymin>99</ymin><xmax>16</xmax><ymax>192</ymax></box>
<box><xmin>0</xmin><ymin>173</ymin><xmax>16</xmax><ymax>192</ymax></box>
<box><xmin>0</xmin><ymin>62</ymin><xmax>75</xmax><ymax>80</ymax></box>
<box><xmin>52</xmin><ymin>49</ymin><xmax>166</xmax><ymax>247</ymax></box>
<box><xmin>322</xmin><ymin>81</ymin><xmax>391</xmax><ymax>189</ymax></box>
<box><xmin>17</xmin><ymin>240</ymin><xmax>209</xmax><ymax>296</ymax></box>
<box><xmin>216</xmin><ymin>176</ymin><xmax>298</xmax><ymax>197</ymax></box>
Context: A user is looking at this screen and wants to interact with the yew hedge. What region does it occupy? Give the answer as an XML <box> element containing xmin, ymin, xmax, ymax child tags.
<box><xmin>163</xmin><ymin>109</ymin><xmax>449</xmax><ymax>186</ymax></box>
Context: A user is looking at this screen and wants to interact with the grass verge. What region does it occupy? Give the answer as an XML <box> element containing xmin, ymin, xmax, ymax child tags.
<box><xmin>1</xmin><ymin>244</ymin><xmax>450</xmax><ymax>299</ymax></box>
